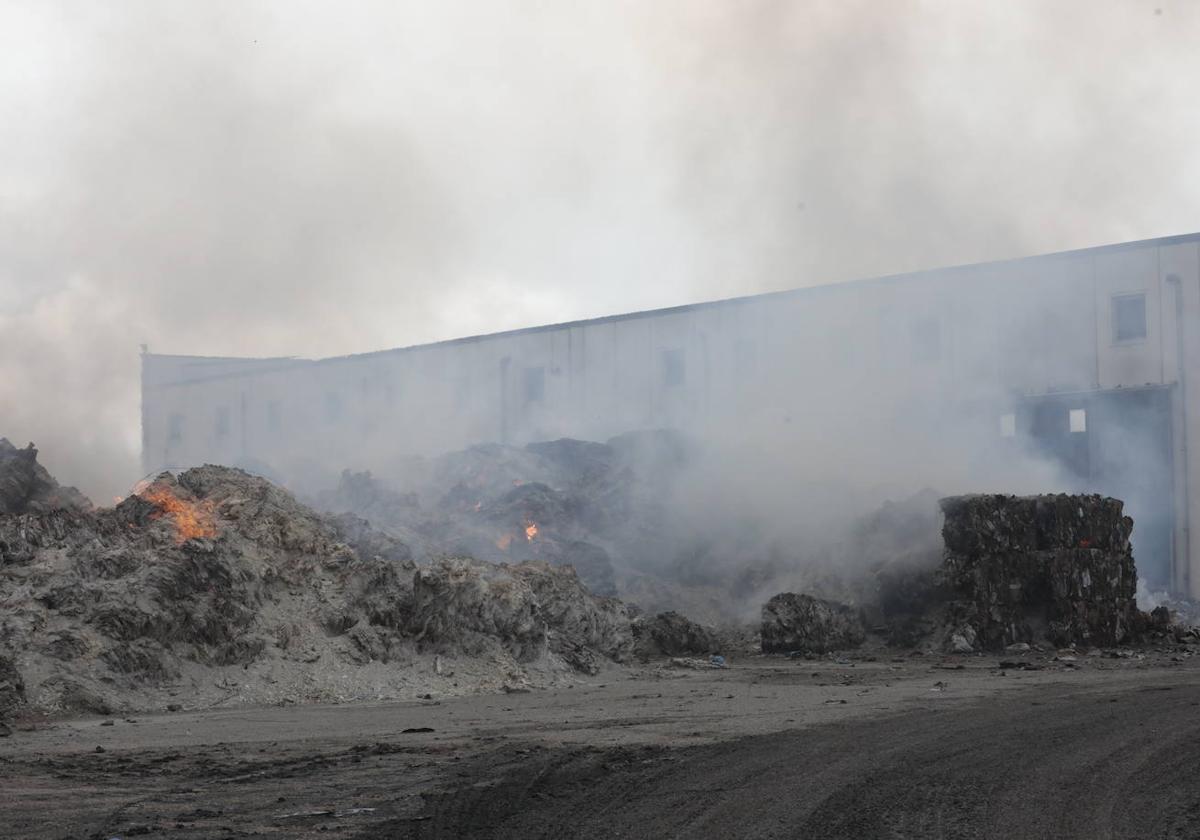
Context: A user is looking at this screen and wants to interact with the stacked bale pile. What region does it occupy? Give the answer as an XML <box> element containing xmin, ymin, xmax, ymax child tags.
<box><xmin>939</xmin><ymin>494</ymin><xmax>1138</xmax><ymax>649</ymax></box>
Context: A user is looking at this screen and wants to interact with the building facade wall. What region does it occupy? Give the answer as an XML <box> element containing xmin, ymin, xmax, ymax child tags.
<box><xmin>141</xmin><ymin>234</ymin><xmax>1200</xmax><ymax>594</ymax></box>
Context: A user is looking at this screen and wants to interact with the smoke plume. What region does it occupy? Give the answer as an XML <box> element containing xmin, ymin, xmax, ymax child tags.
<box><xmin>2</xmin><ymin>0</ymin><xmax>1199</xmax><ymax>499</ymax></box>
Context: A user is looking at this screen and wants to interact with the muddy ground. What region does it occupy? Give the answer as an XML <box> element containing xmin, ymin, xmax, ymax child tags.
<box><xmin>3</xmin><ymin>647</ymin><xmax>1199</xmax><ymax>839</ymax></box>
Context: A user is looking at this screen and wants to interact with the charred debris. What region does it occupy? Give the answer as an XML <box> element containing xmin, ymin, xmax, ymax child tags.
<box><xmin>0</xmin><ymin>436</ymin><xmax>714</xmax><ymax>726</ymax></box>
<box><xmin>0</xmin><ymin>433</ymin><xmax>1192</xmax><ymax>730</ymax></box>
<box><xmin>763</xmin><ymin>493</ymin><xmax>1176</xmax><ymax>656</ymax></box>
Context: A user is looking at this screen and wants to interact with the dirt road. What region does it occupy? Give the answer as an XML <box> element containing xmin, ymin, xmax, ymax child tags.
<box><xmin>2</xmin><ymin>653</ymin><xmax>1197</xmax><ymax>839</ymax></box>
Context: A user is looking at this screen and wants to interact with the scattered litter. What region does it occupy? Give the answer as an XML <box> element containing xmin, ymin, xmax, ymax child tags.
<box><xmin>276</xmin><ymin>809</ymin><xmax>334</xmax><ymax>820</ymax></box>
<box><xmin>668</xmin><ymin>657</ymin><xmax>724</xmax><ymax>670</ymax></box>
<box><xmin>273</xmin><ymin>804</ymin><xmax>379</xmax><ymax>820</ymax></box>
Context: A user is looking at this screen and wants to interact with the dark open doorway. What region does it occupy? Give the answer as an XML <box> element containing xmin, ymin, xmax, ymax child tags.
<box><xmin>1019</xmin><ymin>386</ymin><xmax>1175</xmax><ymax>588</ymax></box>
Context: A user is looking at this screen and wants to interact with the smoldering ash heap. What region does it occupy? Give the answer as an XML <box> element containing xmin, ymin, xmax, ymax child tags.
<box><xmin>0</xmin><ymin>443</ymin><xmax>675</xmax><ymax>720</ymax></box>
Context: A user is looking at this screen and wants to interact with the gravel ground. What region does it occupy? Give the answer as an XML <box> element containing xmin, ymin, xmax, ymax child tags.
<box><xmin>2</xmin><ymin>648</ymin><xmax>1197</xmax><ymax>839</ymax></box>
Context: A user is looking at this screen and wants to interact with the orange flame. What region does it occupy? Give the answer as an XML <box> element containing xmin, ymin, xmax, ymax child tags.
<box><xmin>137</xmin><ymin>485</ymin><xmax>217</xmax><ymax>544</ymax></box>
<box><xmin>495</xmin><ymin>533</ymin><xmax>513</xmax><ymax>551</ymax></box>
<box><xmin>525</xmin><ymin>521</ymin><xmax>538</xmax><ymax>541</ymax></box>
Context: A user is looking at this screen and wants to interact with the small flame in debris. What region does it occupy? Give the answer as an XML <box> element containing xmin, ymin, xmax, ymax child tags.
<box><xmin>137</xmin><ymin>485</ymin><xmax>217</xmax><ymax>544</ymax></box>
<box><xmin>495</xmin><ymin>533</ymin><xmax>513</xmax><ymax>551</ymax></box>
<box><xmin>525</xmin><ymin>521</ymin><xmax>538</xmax><ymax>541</ymax></box>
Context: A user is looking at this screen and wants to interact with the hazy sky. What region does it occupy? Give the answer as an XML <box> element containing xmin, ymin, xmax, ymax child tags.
<box><xmin>2</xmin><ymin>0</ymin><xmax>1199</xmax><ymax>498</ymax></box>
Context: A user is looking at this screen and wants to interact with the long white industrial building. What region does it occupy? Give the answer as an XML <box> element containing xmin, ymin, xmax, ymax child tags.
<box><xmin>142</xmin><ymin>234</ymin><xmax>1200</xmax><ymax>596</ymax></box>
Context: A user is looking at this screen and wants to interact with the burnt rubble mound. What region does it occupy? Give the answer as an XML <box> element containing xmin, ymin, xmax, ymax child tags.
<box><xmin>632</xmin><ymin>610</ymin><xmax>721</xmax><ymax>659</ymax></box>
<box><xmin>760</xmin><ymin>593</ymin><xmax>867</xmax><ymax>654</ymax></box>
<box><xmin>310</xmin><ymin>434</ymin><xmax>954</xmax><ymax>628</ymax></box>
<box><xmin>1</xmin><ymin>463</ymin><xmax>418</xmax><ymax>714</ymax></box>
<box><xmin>0</xmin><ymin>449</ymin><xmax>680</xmax><ymax>718</ymax></box>
<box><xmin>0</xmin><ymin>654</ymin><xmax>24</xmax><ymax>736</ymax></box>
<box><xmin>936</xmin><ymin>493</ymin><xmax>1139</xmax><ymax>650</ymax></box>
<box><xmin>313</xmin><ymin>431</ymin><xmax>697</xmax><ymax>605</ymax></box>
<box><xmin>0</xmin><ymin>438</ymin><xmax>91</xmax><ymax>515</ymax></box>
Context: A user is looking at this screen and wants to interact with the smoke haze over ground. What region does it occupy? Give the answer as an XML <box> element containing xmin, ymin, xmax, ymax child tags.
<box><xmin>2</xmin><ymin>0</ymin><xmax>1200</xmax><ymax>499</ymax></box>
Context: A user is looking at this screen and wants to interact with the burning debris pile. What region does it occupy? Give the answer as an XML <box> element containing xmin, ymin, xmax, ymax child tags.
<box><xmin>1</xmin><ymin>462</ymin><xmax>417</xmax><ymax>716</ymax></box>
<box><xmin>0</xmin><ymin>445</ymin><xmax>680</xmax><ymax>720</ymax></box>
<box><xmin>313</xmin><ymin>430</ymin><xmax>928</xmax><ymax>626</ymax></box>
<box><xmin>314</xmin><ymin>431</ymin><xmax>695</xmax><ymax>609</ymax></box>
<box><xmin>2</xmin><ymin>429</ymin><xmax>1177</xmax><ymax>724</ymax></box>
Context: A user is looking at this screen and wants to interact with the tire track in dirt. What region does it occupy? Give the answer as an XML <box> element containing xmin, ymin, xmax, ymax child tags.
<box><xmin>373</xmin><ymin>675</ymin><xmax>1200</xmax><ymax>839</ymax></box>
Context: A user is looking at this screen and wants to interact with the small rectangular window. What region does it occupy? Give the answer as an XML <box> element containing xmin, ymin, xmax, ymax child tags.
<box><xmin>999</xmin><ymin>413</ymin><xmax>1016</xmax><ymax>438</ymax></box>
<box><xmin>523</xmin><ymin>366</ymin><xmax>545</xmax><ymax>404</ymax></box>
<box><xmin>662</xmin><ymin>348</ymin><xmax>685</xmax><ymax>387</ymax></box>
<box><xmin>911</xmin><ymin>317</ymin><xmax>941</xmax><ymax>364</ymax></box>
<box><xmin>1069</xmin><ymin>408</ymin><xmax>1087</xmax><ymax>433</ymax></box>
<box><xmin>215</xmin><ymin>405</ymin><xmax>230</xmax><ymax>438</ymax></box>
<box><xmin>167</xmin><ymin>413</ymin><xmax>185</xmax><ymax>445</ymax></box>
<box><xmin>1113</xmin><ymin>293</ymin><xmax>1147</xmax><ymax>343</ymax></box>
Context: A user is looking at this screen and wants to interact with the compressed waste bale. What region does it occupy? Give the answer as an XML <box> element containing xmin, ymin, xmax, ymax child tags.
<box><xmin>761</xmin><ymin>593</ymin><xmax>866</xmax><ymax>654</ymax></box>
<box><xmin>409</xmin><ymin>557</ymin><xmax>639</xmax><ymax>669</ymax></box>
<box><xmin>939</xmin><ymin>493</ymin><xmax>1138</xmax><ymax>649</ymax></box>
<box><xmin>633</xmin><ymin>611</ymin><xmax>720</xmax><ymax>658</ymax></box>
<box><xmin>940</xmin><ymin>494</ymin><xmax>1132</xmax><ymax>555</ymax></box>
<box><xmin>512</xmin><ymin>561</ymin><xmax>634</xmax><ymax>669</ymax></box>
<box><xmin>410</xmin><ymin>558</ymin><xmax>546</xmax><ymax>661</ymax></box>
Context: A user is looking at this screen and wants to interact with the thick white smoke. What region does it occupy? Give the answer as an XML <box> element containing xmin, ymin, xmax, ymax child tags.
<box><xmin>2</xmin><ymin>0</ymin><xmax>1200</xmax><ymax>499</ymax></box>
